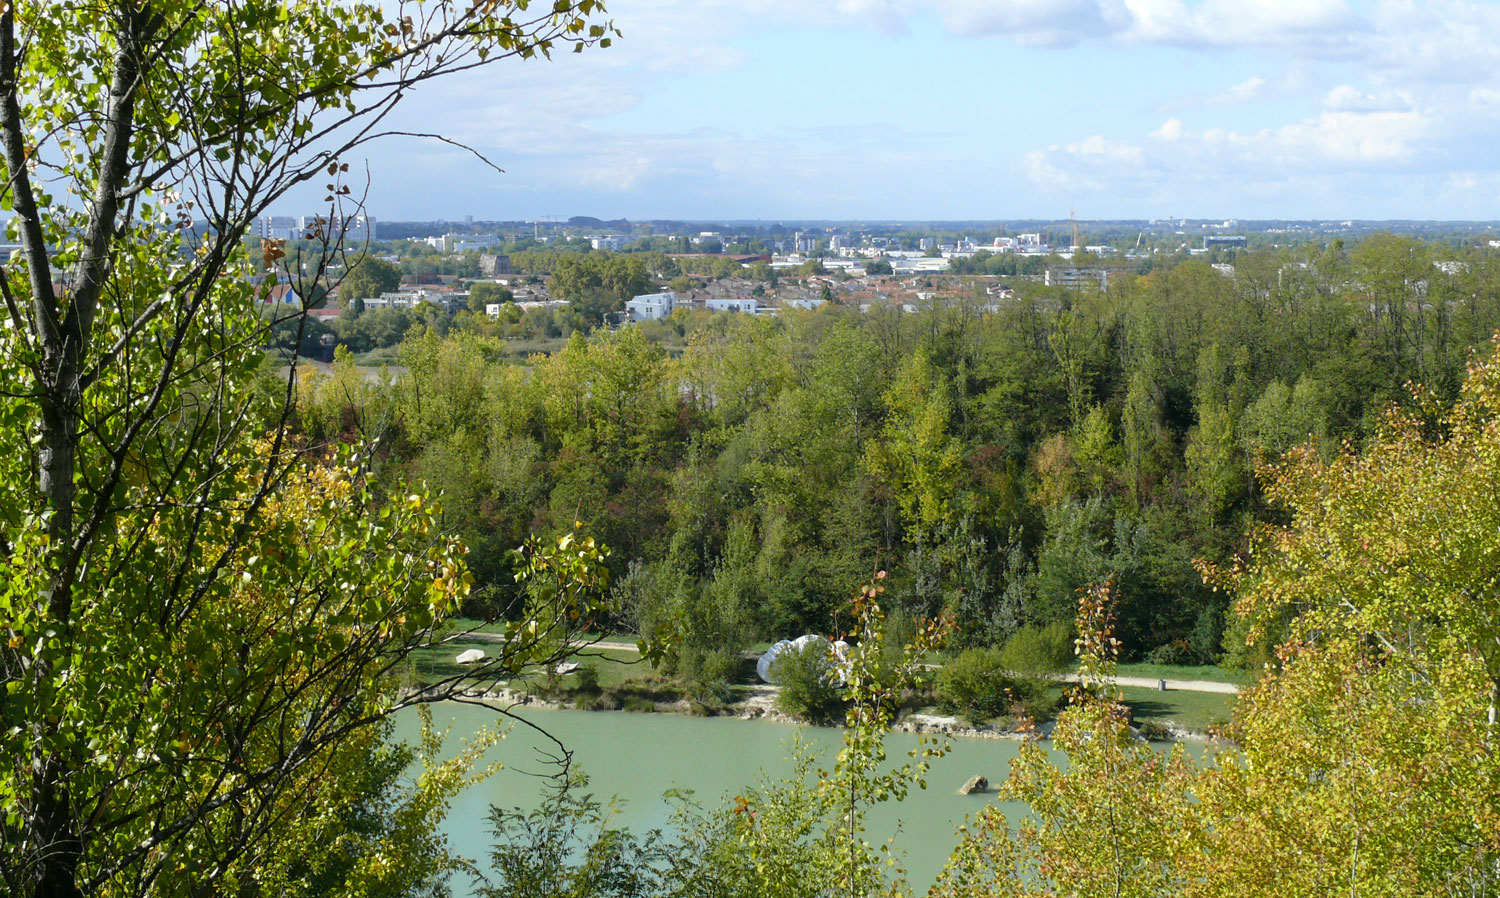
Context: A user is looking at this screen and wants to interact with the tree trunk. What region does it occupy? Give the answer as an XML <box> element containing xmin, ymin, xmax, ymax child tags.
<box><xmin>17</xmin><ymin>9</ymin><xmax>141</xmax><ymax>892</ymax></box>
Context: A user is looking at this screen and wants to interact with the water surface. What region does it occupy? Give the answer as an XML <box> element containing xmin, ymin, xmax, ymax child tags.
<box><xmin>394</xmin><ymin>704</ymin><xmax>1052</xmax><ymax>894</ymax></box>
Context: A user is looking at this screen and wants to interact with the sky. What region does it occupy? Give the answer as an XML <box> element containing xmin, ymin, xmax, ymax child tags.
<box><xmin>290</xmin><ymin>0</ymin><xmax>1500</xmax><ymax>221</ymax></box>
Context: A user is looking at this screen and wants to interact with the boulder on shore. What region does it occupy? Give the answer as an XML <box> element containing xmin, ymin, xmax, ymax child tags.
<box><xmin>455</xmin><ymin>648</ymin><xmax>487</xmax><ymax>665</ymax></box>
<box><xmin>959</xmin><ymin>774</ymin><xmax>989</xmax><ymax>795</ymax></box>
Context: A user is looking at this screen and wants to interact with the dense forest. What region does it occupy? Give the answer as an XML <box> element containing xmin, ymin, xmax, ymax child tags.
<box><xmin>293</xmin><ymin>234</ymin><xmax>1500</xmax><ymax>691</ymax></box>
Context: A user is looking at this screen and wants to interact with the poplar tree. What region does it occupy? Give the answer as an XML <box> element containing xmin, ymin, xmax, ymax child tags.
<box><xmin>0</xmin><ymin>2</ymin><xmax>615</xmax><ymax>896</ymax></box>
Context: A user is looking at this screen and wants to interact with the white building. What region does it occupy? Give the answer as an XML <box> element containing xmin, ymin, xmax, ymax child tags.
<box><xmin>489</xmin><ymin>299</ymin><xmax>570</xmax><ymax>318</ymax></box>
<box><xmin>1044</xmin><ymin>268</ymin><xmax>1109</xmax><ymax>290</ymax></box>
<box><xmin>625</xmin><ymin>291</ymin><xmax>677</xmax><ymax>322</ymax></box>
<box><xmin>591</xmin><ymin>235</ymin><xmax>627</xmax><ymax>251</ymax></box>
<box><xmin>821</xmin><ymin>258</ymin><xmax>864</xmax><ymax>274</ymax></box>
<box><xmin>705</xmin><ymin>298</ymin><xmax>760</xmax><ymax>315</ymax></box>
<box><xmin>424</xmin><ymin>233</ymin><xmax>499</xmax><ymax>253</ymax></box>
<box><xmin>364</xmin><ymin>288</ymin><xmax>462</xmax><ymax>311</ymax></box>
<box><xmin>259</xmin><ymin>213</ymin><xmax>376</xmax><ymax>244</ymax></box>
<box><xmin>782</xmin><ymin>298</ymin><xmax>826</xmax><ymax>311</ymax></box>
<box><xmin>257</xmin><ymin>216</ymin><xmax>297</xmax><ymax>239</ymax></box>
<box><xmin>890</xmin><ymin>256</ymin><xmax>951</xmax><ymax>275</ymax></box>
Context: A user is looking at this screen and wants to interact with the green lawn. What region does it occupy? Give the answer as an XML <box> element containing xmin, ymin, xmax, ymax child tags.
<box><xmin>539</xmin><ymin>647</ymin><xmax>652</xmax><ymax>690</ymax></box>
<box><xmin>1118</xmin><ymin>685</ymin><xmax>1236</xmax><ymax>734</ymax></box>
<box><xmin>444</xmin><ymin>619</ymin><xmax>638</xmax><ymax>645</ymax></box>
<box><xmin>403</xmin><ymin>637</ymin><xmax>498</xmax><ymax>686</ymax></box>
<box><xmin>405</xmin><ymin>638</ymin><xmax>654</xmax><ymax>691</ymax></box>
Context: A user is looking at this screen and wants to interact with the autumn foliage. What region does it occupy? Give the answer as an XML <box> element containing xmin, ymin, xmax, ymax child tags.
<box><xmin>935</xmin><ymin>337</ymin><xmax>1500</xmax><ymax>897</ymax></box>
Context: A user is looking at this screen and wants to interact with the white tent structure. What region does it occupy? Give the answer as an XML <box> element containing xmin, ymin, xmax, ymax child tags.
<box><xmin>757</xmin><ymin>635</ymin><xmax>852</xmax><ymax>685</ymax></box>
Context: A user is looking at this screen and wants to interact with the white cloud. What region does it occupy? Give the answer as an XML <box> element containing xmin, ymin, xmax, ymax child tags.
<box><xmin>1362</xmin><ymin>0</ymin><xmax>1500</xmax><ymax>84</ymax></box>
<box><xmin>1223</xmin><ymin>76</ymin><xmax>1266</xmax><ymax>102</ymax></box>
<box><xmin>836</xmin><ymin>0</ymin><xmax>909</xmax><ymax>36</ymax></box>
<box><xmin>1029</xmin><ymin>104</ymin><xmax>1434</xmax><ymax>198</ymax></box>
<box><xmin>1024</xmin><ymin>135</ymin><xmax>1145</xmax><ymax>190</ymax></box>
<box><xmin>1067</xmin><ymin>134</ymin><xmax>1147</xmax><ymax>164</ymax></box>
<box><xmin>1447</xmin><ymin>171</ymin><xmax>1480</xmax><ymax>192</ymax></box>
<box><xmin>1256</xmin><ymin>109</ymin><xmax>1431</xmax><ymax>163</ymax></box>
<box><xmin>1152</xmin><ymin>118</ymin><xmax>1185</xmax><ymax>140</ymax></box>
<box><xmin>1121</xmin><ymin>0</ymin><xmax>1358</xmax><ymax>49</ymax></box>
<box><xmin>925</xmin><ymin>0</ymin><xmax>1132</xmax><ymax>45</ymax></box>
<box><xmin>1191</xmin><ymin>75</ymin><xmax>1269</xmax><ymax>107</ymax></box>
<box><xmin>1322</xmin><ymin>85</ymin><xmax>1414</xmax><ymax>113</ymax></box>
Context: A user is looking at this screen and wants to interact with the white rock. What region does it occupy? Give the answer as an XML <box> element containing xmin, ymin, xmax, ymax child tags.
<box><xmin>455</xmin><ymin>648</ymin><xmax>487</xmax><ymax>665</ymax></box>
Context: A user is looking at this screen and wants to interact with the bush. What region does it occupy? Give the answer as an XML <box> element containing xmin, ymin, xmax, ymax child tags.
<box><xmin>1136</xmin><ymin>719</ymin><xmax>1171</xmax><ymax>741</ymax></box>
<box><xmin>678</xmin><ymin>646</ymin><xmax>739</xmax><ymax>703</ymax></box>
<box><xmin>771</xmin><ymin>642</ymin><xmax>844</xmax><ymax>723</ymax></box>
<box><xmin>1144</xmin><ymin>640</ymin><xmax>1195</xmax><ymax>666</ymax></box>
<box><xmin>1001</xmin><ymin>621</ymin><xmax>1074</xmax><ymax>676</ymax></box>
<box><xmin>1014</xmin><ymin>680</ymin><xmax>1062</xmax><ymax>722</ymax></box>
<box><xmin>570</xmin><ymin>665</ymin><xmax>601</xmax><ymax>697</ymax></box>
<box><xmin>936</xmin><ymin>648</ymin><xmax>1018</xmax><ymax>725</ymax></box>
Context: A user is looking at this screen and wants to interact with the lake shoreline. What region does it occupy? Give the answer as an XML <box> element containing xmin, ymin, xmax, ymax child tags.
<box><xmin>437</xmin><ymin>685</ymin><xmax>1222</xmax><ymax>744</ymax></box>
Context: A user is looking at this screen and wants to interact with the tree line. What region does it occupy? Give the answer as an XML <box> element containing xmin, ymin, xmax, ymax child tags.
<box><xmin>294</xmin><ymin>233</ymin><xmax>1500</xmax><ymax>693</ymax></box>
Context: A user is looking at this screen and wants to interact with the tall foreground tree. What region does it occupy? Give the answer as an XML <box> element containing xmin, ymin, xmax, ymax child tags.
<box><xmin>0</xmin><ymin>2</ymin><xmax>614</xmax><ymax>896</ymax></box>
<box><xmin>937</xmin><ymin>341</ymin><xmax>1500</xmax><ymax>897</ymax></box>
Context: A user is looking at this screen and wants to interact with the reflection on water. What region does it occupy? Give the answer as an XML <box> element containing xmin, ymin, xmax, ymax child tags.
<box><xmin>393</xmin><ymin>705</ymin><xmax>1057</xmax><ymax>894</ymax></box>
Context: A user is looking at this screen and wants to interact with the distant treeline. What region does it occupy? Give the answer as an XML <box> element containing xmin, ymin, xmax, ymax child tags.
<box><xmin>290</xmin><ymin>233</ymin><xmax>1500</xmax><ymax>688</ymax></box>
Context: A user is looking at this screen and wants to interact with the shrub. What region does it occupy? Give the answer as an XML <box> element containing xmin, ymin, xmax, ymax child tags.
<box><xmin>459</xmin><ymin>583</ymin><xmax>509</xmax><ymax>621</ymax></box>
<box><xmin>1136</xmin><ymin>719</ymin><xmax>1171</xmax><ymax>741</ymax></box>
<box><xmin>679</xmin><ymin>646</ymin><xmax>739</xmax><ymax>703</ymax></box>
<box><xmin>1144</xmin><ymin>640</ymin><xmax>1195</xmax><ymax>666</ymax></box>
<box><xmin>936</xmin><ymin>648</ymin><xmax>1018</xmax><ymax>725</ymax></box>
<box><xmin>771</xmin><ymin>642</ymin><xmax>845</xmax><ymax>722</ymax></box>
<box><xmin>1001</xmin><ymin>621</ymin><xmax>1075</xmax><ymax>676</ymax></box>
<box><xmin>570</xmin><ymin>665</ymin><xmax>601</xmax><ymax>696</ymax></box>
<box><xmin>1014</xmin><ymin>680</ymin><xmax>1062</xmax><ymax>722</ymax></box>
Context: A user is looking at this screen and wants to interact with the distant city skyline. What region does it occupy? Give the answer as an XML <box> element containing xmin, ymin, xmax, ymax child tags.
<box><xmin>278</xmin><ymin>0</ymin><xmax>1500</xmax><ymax>221</ymax></box>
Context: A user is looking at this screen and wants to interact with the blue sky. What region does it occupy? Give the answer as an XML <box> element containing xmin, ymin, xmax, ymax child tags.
<box><xmin>293</xmin><ymin>0</ymin><xmax>1500</xmax><ymax>221</ymax></box>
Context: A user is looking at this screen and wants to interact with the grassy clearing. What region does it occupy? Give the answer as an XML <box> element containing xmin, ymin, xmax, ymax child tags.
<box><xmin>403</xmin><ymin>637</ymin><xmax>497</xmax><ymax>686</ymax></box>
<box><xmin>1118</xmin><ymin>685</ymin><xmax>1236</xmax><ymax>734</ymax></box>
<box><xmin>513</xmin><ymin>648</ymin><xmax>651</xmax><ymax>691</ymax></box>
<box><xmin>492</xmin><ymin>336</ymin><xmax>569</xmax><ymax>363</ymax></box>
<box><xmin>405</xmin><ymin>641</ymin><xmax>649</xmax><ymax>690</ymax></box>
<box><xmin>443</xmin><ymin>620</ymin><xmax>637</xmax><ymax>645</ymax></box>
<box><xmin>349</xmin><ymin>346</ymin><xmax>402</xmax><ymax>367</ymax></box>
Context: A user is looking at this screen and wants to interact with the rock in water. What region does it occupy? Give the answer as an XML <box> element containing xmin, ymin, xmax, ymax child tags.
<box><xmin>960</xmin><ymin>775</ymin><xmax>989</xmax><ymax>795</ymax></box>
<box><xmin>455</xmin><ymin>648</ymin><xmax>487</xmax><ymax>665</ymax></box>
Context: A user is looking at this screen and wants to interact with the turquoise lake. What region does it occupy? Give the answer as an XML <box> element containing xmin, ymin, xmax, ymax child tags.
<box><xmin>394</xmin><ymin>704</ymin><xmax>1061</xmax><ymax>894</ymax></box>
